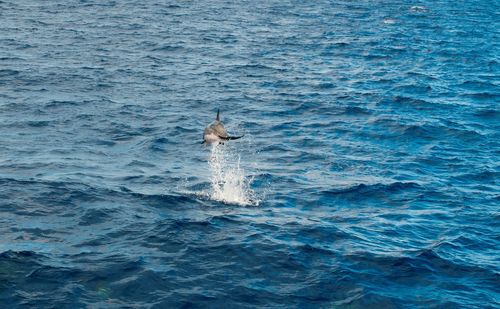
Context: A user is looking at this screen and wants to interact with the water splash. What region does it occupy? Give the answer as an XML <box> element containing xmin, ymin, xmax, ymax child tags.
<box><xmin>208</xmin><ymin>143</ymin><xmax>258</xmax><ymax>206</ymax></box>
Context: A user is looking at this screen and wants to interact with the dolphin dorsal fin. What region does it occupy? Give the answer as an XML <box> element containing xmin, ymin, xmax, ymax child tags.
<box><xmin>216</xmin><ymin>109</ymin><xmax>220</xmax><ymax>121</ymax></box>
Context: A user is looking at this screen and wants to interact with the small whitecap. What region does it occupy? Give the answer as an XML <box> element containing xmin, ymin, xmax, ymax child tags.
<box><xmin>383</xmin><ymin>18</ymin><xmax>397</xmax><ymax>25</ymax></box>
<box><xmin>410</xmin><ymin>5</ymin><xmax>428</xmax><ymax>13</ymax></box>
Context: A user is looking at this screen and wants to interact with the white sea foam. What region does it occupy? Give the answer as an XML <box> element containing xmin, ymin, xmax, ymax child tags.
<box><xmin>207</xmin><ymin>143</ymin><xmax>258</xmax><ymax>206</ymax></box>
<box><xmin>410</xmin><ymin>5</ymin><xmax>428</xmax><ymax>13</ymax></box>
<box><xmin>383</xmin><ymin>18</ymin><xmax>397</xmax><ymax>25</ymax></box>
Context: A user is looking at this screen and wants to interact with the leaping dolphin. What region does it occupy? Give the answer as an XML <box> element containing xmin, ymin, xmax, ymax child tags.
<box><xmin>202</xmin><ymin>109</ymin><xmax>243</xmax><ymax>145</ymax></box>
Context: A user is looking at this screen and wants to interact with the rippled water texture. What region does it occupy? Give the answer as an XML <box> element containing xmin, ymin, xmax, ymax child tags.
<box><xmin>1</xmin><ymin>0</ymin><xmax>499</xmax><ymax>307</ymax></box>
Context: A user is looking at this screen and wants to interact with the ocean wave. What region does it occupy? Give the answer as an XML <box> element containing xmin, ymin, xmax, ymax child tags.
<box><xmin>44</xmin><ymin>100</ymin><xmax>79</xmax><ymax>108</ymax></box>
<box><xmin>322</xmin><ymin>181</ymin><xmax>422</xmax><ymax>197</ymax></box>
<box><xmin>0</xmin><ymin>69</ymin><xmax>20</xmax><ymax>77</ymax></box>
<box><xmin>346</xmin><ymin>248</ymin><xmax>498</xmax><ymax>283</ymax></box>
<box><xmin>151</xmin><ymin>45</ymin><xmax>185</xmax><ymax>52</ymax></box>
<box><xmin>0</xmin><ymin>250</ymin><xmax>45</xmax><ymax>262</ymax></box>
<box><xmin>390</xmin><ymin>95</ymin><xmax>445</xmax><ymax>110</ymax></box>
<box><xmin>473</xmin><ymin>108</ymin><xmax>499</xmax><ymax>119</ymax></box>
<box><xmin>0</xmin><ymin>177</ymin><xmax>205</xmax><ymax>210</ymax></box>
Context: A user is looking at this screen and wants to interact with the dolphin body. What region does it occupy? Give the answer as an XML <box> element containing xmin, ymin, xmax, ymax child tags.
<box><xmin>202</xmin><ymin>110</ymin><xmax>243</xmax><ymax>145</ymax></box>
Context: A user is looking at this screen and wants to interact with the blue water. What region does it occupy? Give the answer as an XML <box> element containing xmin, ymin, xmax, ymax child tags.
<box><xmin>1</xmin><ymin>0</ymin><xmax>499</xmax><ymax>307</ymax></box>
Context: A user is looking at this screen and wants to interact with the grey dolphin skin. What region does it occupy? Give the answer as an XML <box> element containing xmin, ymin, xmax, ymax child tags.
<box><xmin>202</xmin><ymin>109</ymin><xmax>243</xmax><ymax>145</ymax></box>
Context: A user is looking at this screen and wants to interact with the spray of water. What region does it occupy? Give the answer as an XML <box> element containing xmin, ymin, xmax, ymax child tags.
<box><xmin>208</xmin><ymin>143</ymin><xmax>258</xmax><ymax>206</ymax></box>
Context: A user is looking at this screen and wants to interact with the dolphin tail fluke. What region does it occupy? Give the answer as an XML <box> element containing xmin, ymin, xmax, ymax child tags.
<box><xmin>216</xmin><ymin>109</ymin><xmax>220</xmax><ymax>121</ymax></box>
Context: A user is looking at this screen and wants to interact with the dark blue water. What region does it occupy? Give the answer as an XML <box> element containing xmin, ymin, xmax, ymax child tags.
<box><xmin>1</xmin><ymin>0</ymin><xmax>499</xmax><ymax>307</ymax></box>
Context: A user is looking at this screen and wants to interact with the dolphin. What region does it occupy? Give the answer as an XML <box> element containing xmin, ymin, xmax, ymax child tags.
<box><xmin>202</xmin><ymin>109</ymin><xmax>243</xmax><ymax>145</ymax></box>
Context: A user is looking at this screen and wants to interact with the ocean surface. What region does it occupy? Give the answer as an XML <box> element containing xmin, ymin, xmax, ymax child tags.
<box><xmin>0</xmin><ymin>0</ymin><xmax>499</xmax><ymax>308</ymax></box>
